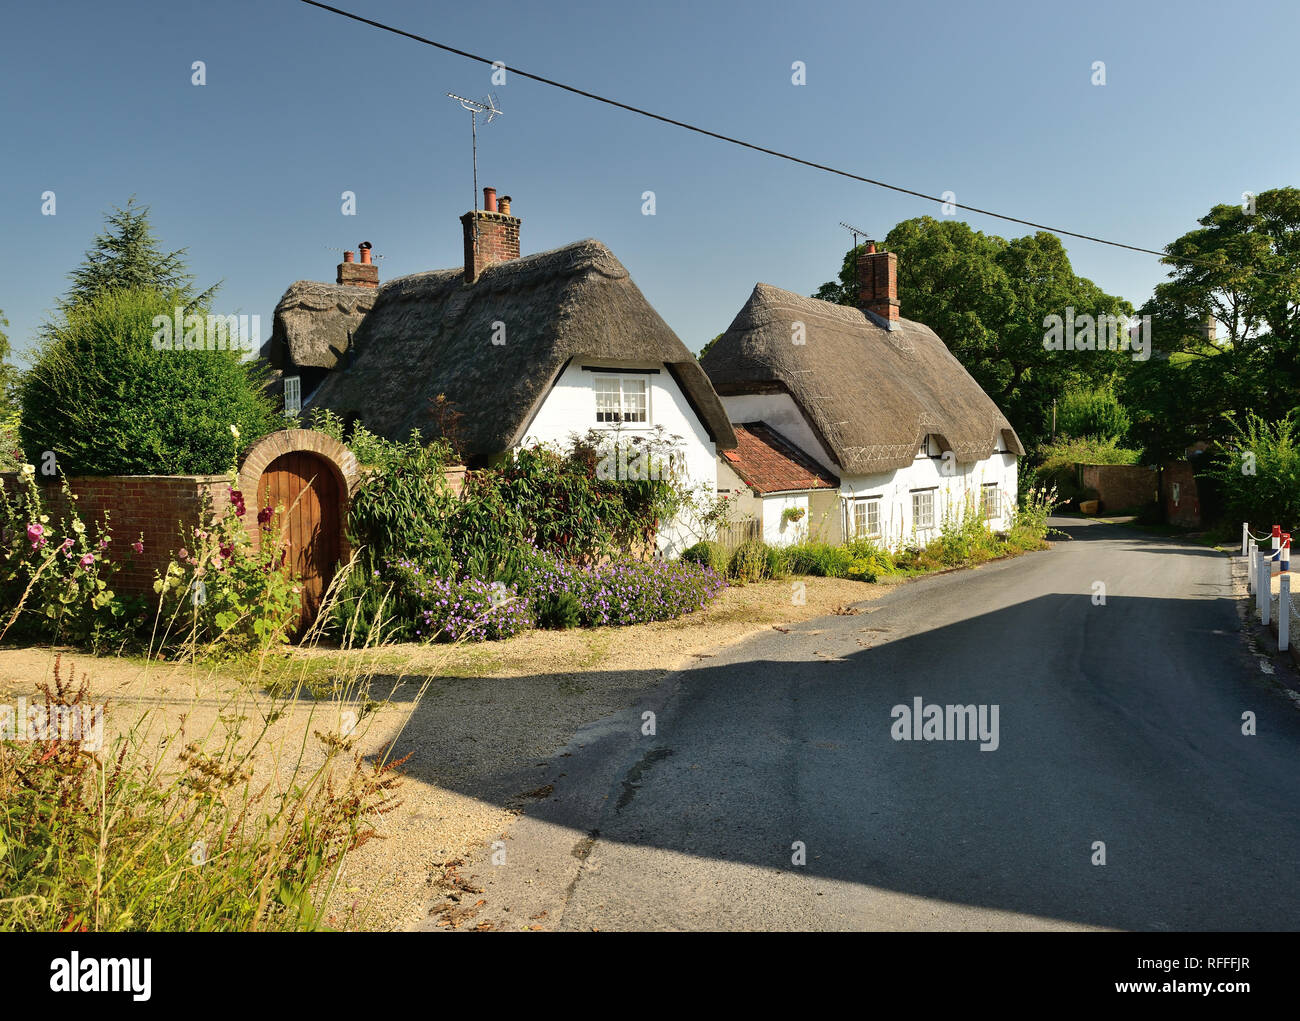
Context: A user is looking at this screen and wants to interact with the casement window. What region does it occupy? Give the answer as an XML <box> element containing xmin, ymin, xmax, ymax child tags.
<box><xmin>911</xmin><ymin>489</ymin><xmax>936</xmax><ymax>530</ymax></box>
<box><xmin>981</xmin><ymin>482</ymin><xmax>1000</xmax><ymax>519</ymax></box>
<box><xmin>283</xmin><ymin>375</ymin><xmax>301</xmax><ymax>417</ymax></box>
<box><xmin>594</xmin><ymin>377</ymin><xmax>648</xmax><ymax>424</ymax></box>
<box><xmin>851</xmin><ymin>496</ymin><xmax>882</xmax><ymax>538</ymax></box>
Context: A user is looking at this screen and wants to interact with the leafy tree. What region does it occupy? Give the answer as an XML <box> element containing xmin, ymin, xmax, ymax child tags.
<box><xmin>1121</xmin><ymin>187</ymin><xmax>1300</xmax><ymax>452</ymax></box>
<box><xmin>19</xmin><ymin>288</ymin><xmax>276</xmax><ymax>475</ymax></box>
<box><xmin>697</xmin><ymin>333</ymin><xmax>723</xmax><ymax>360</ymax></box>
<box><xmin>63</xmin><ymin>198</ymin><xmax>216</xmax><ymax>309</ymax></box>
<box><xmin>814</xmin><ymin>217</ymin><xmax>1133</xmax><ymax>448</ymax></box>
<box><xmin>1057</xmin><ymin>386</ymin><xmax>1131</xmax><ymax>441</ymax></box>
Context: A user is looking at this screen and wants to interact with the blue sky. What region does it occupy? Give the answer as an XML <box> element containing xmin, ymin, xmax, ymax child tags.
<box><xmin>3</xmin><ymin>0</ymin><xmax>1297</xmax><ymax>363</ymax></box>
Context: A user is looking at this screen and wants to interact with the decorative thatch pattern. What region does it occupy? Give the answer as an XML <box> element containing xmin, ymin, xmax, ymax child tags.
<box><xmin>701</xmin><ymin>283</ymin><xmax>1024</xmax><ymax>475</ymax></box>
<box><xmin>307</xmin><ymin>240</ymin><xmax>735</xmax><ymax>457</ymax></box>
<box><xmin>265</xmin><ymin>281</ymin><xmax>377</xmax><ymax>371</ymax></box>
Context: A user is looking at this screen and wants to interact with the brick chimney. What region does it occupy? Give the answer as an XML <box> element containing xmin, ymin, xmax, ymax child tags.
<box><xmin>856</xmin><ymin>240</ymin><xmax>899</xmax><ymax>327</ymax></box>
<box><xmin>460</xmin><ymin>187</ymin><xmax>520</xmax><ymax>283</ymax></box>
<box><xmin>337</xmin><ymin>242</ymin><xmax>378</xmax><ymax>288</ymax></box>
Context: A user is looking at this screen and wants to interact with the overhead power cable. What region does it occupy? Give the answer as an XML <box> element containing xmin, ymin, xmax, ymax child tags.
<box><xmin>300</xmin><ymin>0</ymin><xmax>1281</xmax><ymax>276</ymax></box>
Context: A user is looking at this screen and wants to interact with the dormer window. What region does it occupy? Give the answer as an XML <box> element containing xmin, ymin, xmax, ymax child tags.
<box><xmin>916</xmin><ymin>434</ymin><xmax>942</xmax><ymax>459</ymax></box>
<box><xmin>594</xmin><ymin>376</ymin><xmax>648</xmax><ymax>425</ymax></box>
<box><xmin>283</xmin><ymin>375</ymin><xmax>302</xmax><ymax>418</ymax></box>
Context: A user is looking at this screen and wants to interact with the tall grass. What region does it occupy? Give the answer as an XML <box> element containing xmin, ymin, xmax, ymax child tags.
<box><xmin>0</xmin><ymin>553</ymin><xmax>452</xmax><ymax>931</ymax></box>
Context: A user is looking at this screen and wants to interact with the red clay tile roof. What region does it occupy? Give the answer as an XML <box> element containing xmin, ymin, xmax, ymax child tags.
<box><xmin>724</xmin><ymin>422</ymin><xmax>839</xmax><ymax>495</ymax></box>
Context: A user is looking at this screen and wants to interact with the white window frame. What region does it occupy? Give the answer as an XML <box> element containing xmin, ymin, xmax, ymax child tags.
<box><xmin>911</xmin><ymin>489</ymin><xmax>936</xmax><ymax>530</ymax></box>
<box><xmin>981</xmin><ymin>482</ymin><xmax>999</xmax><ymax>519</ymax></box>
<box><xmin>850</xmin><ymin>496</ymin><xmax>882</xmax><ymax>539</ymax></box>
<box><xmin>283</xmin><ymin>375</ymin><xmax>302</xmax><ymax>417</ymax></box>
<box><xmin>594</xmin><ymin>376</ymin><xmax>650</xmax><ymax>426</ymax></box>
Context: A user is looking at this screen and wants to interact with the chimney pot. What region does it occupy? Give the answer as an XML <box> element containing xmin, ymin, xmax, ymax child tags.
<box><xmin>337</xmin><ymin>245</ymin><xmax>378</xmax><ymax>288</ymax></box>
<box><xmin>499</xmin><ymin>195</ymin><xmax>512</xmax><ymax>215</ymax></box>
<box><xmin>483</xmin><ymin>187</ymin><xmax>498</xmax><ymax>213</ymax></box>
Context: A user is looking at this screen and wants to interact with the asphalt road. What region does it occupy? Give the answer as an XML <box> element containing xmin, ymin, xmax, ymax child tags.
<box><xmin>430</xmin><ymin>519</ymin><xmax>1300</xmax><ymax>931</ymax></box>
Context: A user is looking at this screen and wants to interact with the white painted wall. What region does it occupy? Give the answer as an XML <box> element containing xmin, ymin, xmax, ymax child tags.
<box><xmin>717</xmin><ymin>393</ymin><xmax>1018</xmax><ymax>551</ymax></box>
<box><xmin>517</xmin><ymin>358</ymin><xmax>718</xmax><ymax>556</ymax></box>
<box><xmin>761</xmin><ymin>493</ymin><xmax>809</xmax><ymax>546</ymax></box>
<box><xmin>840</xmin><ymin>450</ymin><xmax>1019</xmax><ymax>551</ymax></box>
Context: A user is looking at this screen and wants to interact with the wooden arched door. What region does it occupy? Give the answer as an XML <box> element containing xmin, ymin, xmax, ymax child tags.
<box><xmin>257</xmin><ymin>452</ymin><xmax>341</xmax><ymax>633</ymax></box>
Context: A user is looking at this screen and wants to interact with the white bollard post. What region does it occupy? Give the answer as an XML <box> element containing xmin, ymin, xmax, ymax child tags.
<box><xmin>1258</xmin><ymin>554</ymin><xmax>1268</xmax><ymax>618</ymax></box>
<box><xmin>1261</xmin><ymin>556</ymin><xmax>1271</xmax><ymax>626</ymax></box>
<box><xmin>1248</xmin><ymin>544</ymin><xmax>1256</xmax><ymax>594</ymax></box>
<box><xmin>1242</xmin><ymin>522</ymin><xmax>1250</xmax><ymax>557</ymax></box>
<box><xmin>1281</xmin><ymin>574</ymin><xmax>1290</xmax><ymax>653</ymax></box>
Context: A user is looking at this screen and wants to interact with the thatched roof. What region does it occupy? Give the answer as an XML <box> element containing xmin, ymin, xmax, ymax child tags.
<box><xmin>264</xmin><ymin>281</ymin><xmax>377</xmax><ymax>371</ymax></box>
<box><xmin>701</xmin><ymin>283</ymin><xmax>1023</xmax><ymax>475</ymax></box>
<box><xmin>307</xmin><ymin>240</ymin><xmax>735</xmax><ymax>458</ymax></box>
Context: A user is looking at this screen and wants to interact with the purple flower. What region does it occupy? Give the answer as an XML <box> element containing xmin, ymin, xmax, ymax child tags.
<box><xmin>26</xmin><ymin>523</ymin><xmax>45</xmax><ymax>548</ymax></box>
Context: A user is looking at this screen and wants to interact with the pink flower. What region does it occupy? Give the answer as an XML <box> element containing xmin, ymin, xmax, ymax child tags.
<box><xmin>178</xmin><ymin>547</ymin><xmax>189</xmax><ymax>561</ymax></box>
<box><xmin>132</xmin><ymin>540</ymin><xmax>144</xmax><ymax>555</ymax></box>
<box><xmin>79</xmin><ymin>553</ymin><xmax>94</xmax><ymax>569</ymax></box>
<box><xmin>26</xmin><ymin>523</ymin><xmax>45</xmax><ymax>548</ymax></box>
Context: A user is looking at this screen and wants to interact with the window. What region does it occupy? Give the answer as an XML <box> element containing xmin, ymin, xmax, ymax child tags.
<box><xmin>283</xmin><ymin>375</ymin><xmax>301</xmax><ymax>417</ymax></box>
<box><xmin>981</xmin><ymin>483</ymin><xmax>999</xmax><ymax>519</ymax></box>
<box><xmin>912</xmin><ymin>489</ymin><xmax>935</xmax><ymax>530</ymax></box>
<box><xmin>594</xmin><ymin>377</ymin><xmax>648</xmax><ymax>424</ymax></box>
<box><xmin>852</xmin><ymin>497</ymin><xmax>882</xmax><ymax>538</ymax></box>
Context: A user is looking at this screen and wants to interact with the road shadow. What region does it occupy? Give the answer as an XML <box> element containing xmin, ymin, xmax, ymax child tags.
<box><xmin>371</xmin><ymin>584</ymin><xmax>1300</xmax><ymax>931</ymax></box>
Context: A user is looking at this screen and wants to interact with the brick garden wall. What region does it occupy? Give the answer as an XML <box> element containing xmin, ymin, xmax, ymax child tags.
<box><xmin>1078</xmin><ymin>464</ymin><xmax>1158</xmax><ymax>512</ymax></box>
<box><xmin>0</xmin><ymin>472</ymin><xmax>232</xmax><ymax>598</ymax></box>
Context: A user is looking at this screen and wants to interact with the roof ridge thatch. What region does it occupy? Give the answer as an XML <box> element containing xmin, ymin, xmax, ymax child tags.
<box><xmin>701</xmin><ymin>283</ymin><xmax>1023</xmax><ymax>475</ymax></box>
<box><xmin>305</xmin><ymin>239</ymin><xmax>735</xmax><ymax>457</ymax></box>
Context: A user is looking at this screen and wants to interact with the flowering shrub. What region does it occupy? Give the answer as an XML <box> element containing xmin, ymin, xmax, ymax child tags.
<box><xmin>155</xmin><ymin>476</ymin><xmax>302</xmax><ymax>659</ymax></box>
<box><xmin>0</xmin><ymin>468</ymin><xmax>139</xmax><ymax>646</ymax></box>
<box><xmin>516</xmin><ymin>550</ymin><xmax>724</xmax><ymax>628</ymax></box>
<box><xmin>378</xmin><ymin>559</ymin><xmax>531</xmax><ymax>642</ymax></box>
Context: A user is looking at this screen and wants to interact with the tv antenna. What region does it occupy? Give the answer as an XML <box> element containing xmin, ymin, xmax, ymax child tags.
<box><xmin>447</xmin><ymin>92</ymin><xmax>503</xmax><ymax>227</ymax></box>
<box><xmin>839</xmin><ymin>221</ymin><xmax>873</xmax><ymax>290</ymax></box>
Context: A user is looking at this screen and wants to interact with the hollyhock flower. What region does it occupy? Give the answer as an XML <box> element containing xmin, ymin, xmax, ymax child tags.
<box><xmin>26</xmin><ymin>523</ymin><xmax>45</xmax><ymax>548</ymax></box>
<box><xmin>132</xmin><ymin>540</ymin><xmax>144</xmax><ymax>555</ymax></box>
<box><xmin>257</xmin><ymin>506</ymin><xmax>273</xmax><ymax>527</ymax></box>
<box><xmin>79</xmin><ymin>553</ymin><xmax>94</xmax><ymax>569</ymax></box>
<box><xmin>178</xmin><ymin>548</ymin><xmax>189</xmax><ymax>561</ymax></box>
<box><xmin>21</xmin><ymin>463</ymin><xmax>35</xmax><ymax>476</ymax></box>
<box><xmin>230</xmin><ymin>424</ymin><xmax>241</xmax><ymax>440</ymax></box>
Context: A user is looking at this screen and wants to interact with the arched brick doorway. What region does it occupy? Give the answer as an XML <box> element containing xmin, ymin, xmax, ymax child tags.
<box><xmin>238</xmin><ymin>430</ymin><xmax>360</xmax><ymax>636</ymax></box>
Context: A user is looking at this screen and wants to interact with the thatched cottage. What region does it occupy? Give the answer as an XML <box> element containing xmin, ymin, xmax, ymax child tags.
<box><xmin>702</xmin><ymin>242</ymin><xmax>1023</xmax><ymax>550</ymax></box>
<box><xmin>262</xmin><ymin>189</ymin><xmax>736</xmax><ymax>555</ymax></box>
